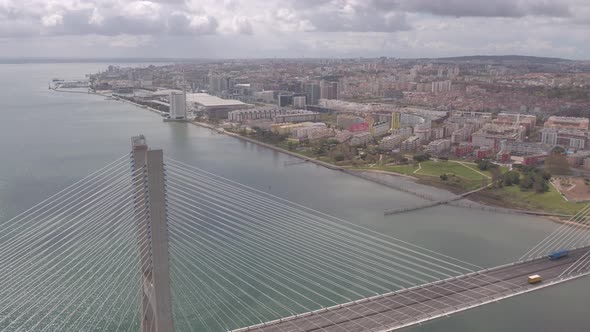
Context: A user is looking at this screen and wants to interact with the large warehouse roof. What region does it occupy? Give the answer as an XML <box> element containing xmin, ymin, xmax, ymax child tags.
<box><xmin>151</xmin><ymin>89</ymin><xmax>183</xmax><ymax>97</ymax></box>
<box><xmin>186</xmin><ymin>93</ymin><xmax>246</xmax><ymax>107</ymax></box>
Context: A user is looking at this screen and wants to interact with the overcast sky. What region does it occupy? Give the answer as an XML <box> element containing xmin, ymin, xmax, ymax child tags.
<box><xmin>1</xmin><ymin>0</ymin><xmax>589</xmax><ymax>59</ymax></box>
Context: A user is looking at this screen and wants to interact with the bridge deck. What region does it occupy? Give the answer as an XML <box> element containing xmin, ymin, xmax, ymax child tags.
<box><xmin>233</xmin><ymin>248</ymin><xmax>590</xmax><ymax>332</ymax></box>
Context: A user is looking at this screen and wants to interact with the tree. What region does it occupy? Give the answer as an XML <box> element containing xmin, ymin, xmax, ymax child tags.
<box><xmin>440</xmin><ymin>174</ymin><xmax>448</xmax><ymax>181</ymax></box>
<box><xmin>477</xmin><ymin>159</ymin><xmax>498</xmax><ymax>171</ymax></box>
<box><xmin>533</xmin><ymin>176</ymin><xmax>549</xmax><ymax>193</ymax></box>
<box><xmin>490</xmin><ymin>167</ymin><xmax>503</xmax><ymax>187</ymax></box>
<box><xmin>520</xmin><ymin>174</ymin><xmax>534</xmax><ymax>190</ymax></box>
<box><xmin>545</xmin><ymin>154</ymin><xmax>571</xmax><ymax>176</ymax></box>
<box><xmin>413</xmin><ymin>154</ymin><xmax>430</xmax><ymax>162</ymax></box>
<box><xmin>503</xmin><ymin>171</ymin><xmax>520</xmax><ymax>186</ymax></box>
<box><xmin>287</xmin><ymin>141</ymin><xmax>296</xmax><ymax>151</ymax></box>
<box><xmin>551</xmin><ymin>146</ymin><xmax>566</xmax><ymax>154</ymax></box>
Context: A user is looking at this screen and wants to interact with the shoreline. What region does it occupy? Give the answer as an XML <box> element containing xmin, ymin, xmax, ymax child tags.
<box><xmin>55</xmin><ymin>88</ymin><xmax>573</xmax><ymax>221</ymax></box>
<box><xmin>190</xmin><ymin>122</ymin><xmax>572</xmax><ymax>219</ymax></box>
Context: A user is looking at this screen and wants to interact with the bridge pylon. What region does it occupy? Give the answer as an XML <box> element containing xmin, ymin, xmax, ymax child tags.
<box><xmin>132</xmin><ymin>135</ymin><xmax>174</xmax><ymax>332</ymax></box>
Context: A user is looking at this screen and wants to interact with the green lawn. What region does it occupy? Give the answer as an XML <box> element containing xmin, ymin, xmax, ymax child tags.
<box><xmin>417</xmin><ymin>161</ymin><xmax>490</xmax><ymax>181</ymax></box>
<box><xmin>384</xmin><ymin>164</ymin><xmax>419</xmax><ymax>175</ymax></box>
<box><xmin>354</xmin><ymin>164</ymin><xmax>419</xmax><ymax>176</ymax></box>
<box><xmin>461</xmin><ymin>162</ymin><xmax>509</xmax><ymax>176</ymax></box>
<box><xmin>495</xmin><ymin>184</ymin><xmax>584</xmax><ymax>215</ymax></box>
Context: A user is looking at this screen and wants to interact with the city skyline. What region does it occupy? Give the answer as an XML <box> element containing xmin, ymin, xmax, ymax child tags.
<box><xmin>1</xmin><ymin>0</ymin><xmax>589</xmax><ymax>59</ymax></box>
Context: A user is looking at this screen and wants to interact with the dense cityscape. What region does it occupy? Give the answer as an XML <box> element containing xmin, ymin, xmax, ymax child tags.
<box><xmin>82</xmin><ymin>55</ymin><xmax>590</xmax><ymax>215</ymax></box>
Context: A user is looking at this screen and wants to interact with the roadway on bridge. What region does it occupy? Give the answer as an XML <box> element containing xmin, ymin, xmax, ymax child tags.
<box><xmin>234</xmin><ymin>248</ymin><xmax>590</xmax><ymax>332</ymax></box>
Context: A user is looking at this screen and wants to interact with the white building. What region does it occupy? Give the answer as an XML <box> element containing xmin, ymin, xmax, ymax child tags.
<box><xmin>424</xmin><ymin>139</ymin><xmax>451</xmax><ymax>155</ymax></box>
<box><xmin>335</xmin><ymin>130</ymin><xmax>353</xmax><ymax>143</ymax></box>
<box><xmin>351</xmin><ymin>132</ymin><xmax>372</xmax><ymax>146</ymax></box>
<box><xmin>293</xmin><ymin>96</ymin><xmax>306</xmax><ymax>108</ymax></box>
<box><xmin>401</xmin><ymin>135</ymin><xmax>421</xmax><ymax>151</ymax></box>
<box><xmin>392</xmin><ymin>127</ymin><xmax>413</xmax><ymax>137</ymax></box>
<box><xmin>379</xmin><ymin>135</ymin><xmax>404</xmax><ymax>150</ymax></box>
<box><xmin>169</xmin><ymin>91</ymin><xmax>186</xmax><ymax>119</ymax></box>
<box><xmin>371</xmin><ymin>122</ymin><xmax>390</xmax><ymax>137</ymax></box>
<box><xmin>292</xmin><ymin>123</ymin><xmax>328</xmax><ymax>139</ymax></box>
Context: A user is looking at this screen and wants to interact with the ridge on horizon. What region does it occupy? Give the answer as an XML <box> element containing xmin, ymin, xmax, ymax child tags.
<box><xmin>0</xmin><ymin>54</ymin><xmax>581</xmax><ymax>64</ymax></box>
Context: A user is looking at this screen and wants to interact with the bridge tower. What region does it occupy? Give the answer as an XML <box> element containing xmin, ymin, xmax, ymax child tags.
<box><xmin>131</xmin><ymin>135</ymin><xmax>174</xmax><ymax>332</ymax></box>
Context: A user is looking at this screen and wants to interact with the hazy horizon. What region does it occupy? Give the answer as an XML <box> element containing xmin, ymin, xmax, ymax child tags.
<box><xmin>1</xmin><ymin>0</ymin><xmax>589</xmax><ymax>60</ymax></box>
<box><xmin>0</xmin><ymin>54</ymin><xmax>585</xmax><ymax>64</ymax></box>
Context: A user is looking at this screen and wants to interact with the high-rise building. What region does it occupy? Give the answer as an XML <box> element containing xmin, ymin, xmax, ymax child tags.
<box><xmin>541</xmin><ymin>128</ymin><xmax>587</xmax><ymax>149</ymax></box>
<box><xmin>391</xmin><ymin>112</ymin><xmax>401</xmax><ymax>130</ymax></box>
<box><xmin>544</xmin><ymin>116</ymin><xmax>589</xmax><ymax>130</ymax></box>
<box><xmin>431</xmin><ymin>80</ymin><xmax>452</xmax><ymax>94</ymax></box>
<box><xmin>278</xmin><ymin>93</ymin><xmax>293</xmax><ymax>107</ymax></box>
<box><xmin>320</xmin><ymin>80</ymin><xmax>338</xmax><ymax>100</ymax></box>
<box><xmin>304</xmin><ymin>82</ymin><xmax>321</xmax><ymax>105</ymax></box>
<box><xmin>169</xmin><ymin>91</ymin><xmax>186</xmax><ymax>119</ymax></box>
<box><xmin>293</xmin><ymin>95</ymin><xmax>306</xmax><ymax>108</ymax></box>
<box><xmin>208</xmin><ymin>74</ymin><xmax>233</xmax><ymax>93</ymax></box>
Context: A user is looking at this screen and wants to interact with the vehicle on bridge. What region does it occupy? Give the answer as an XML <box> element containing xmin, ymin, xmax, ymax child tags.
<box><xmin>528</xmin><ymin>274</ymin><xmax>542</xmax><ymax>284</ymax></box>
<box><xmin>549</xmin><ymin>249</ymin><xmax>569</xmax><ymax>260</ymax></box>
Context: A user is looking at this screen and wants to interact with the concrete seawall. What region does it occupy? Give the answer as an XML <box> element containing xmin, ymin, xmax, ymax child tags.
<box><xmin>189</xmin><ymin>122</ymin><xmax>573</xmax><ymax>218</ymax></box>
<box><xmin>191</xmin><ymin>122</ymin><xmax>343</xmax><ymax>171</ymax></box>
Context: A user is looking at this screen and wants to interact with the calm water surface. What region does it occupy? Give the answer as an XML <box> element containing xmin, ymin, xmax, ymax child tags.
<box><xmin>0</xmin><ymin>63</ymin><xmax>588</xmax><ymax>331</ymax></box>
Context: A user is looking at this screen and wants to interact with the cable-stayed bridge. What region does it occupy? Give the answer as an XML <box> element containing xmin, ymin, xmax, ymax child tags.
<box><xmin>1</xmin><ymin>135</ymin><xmax>590</xmax><ymax>332</ymax></box>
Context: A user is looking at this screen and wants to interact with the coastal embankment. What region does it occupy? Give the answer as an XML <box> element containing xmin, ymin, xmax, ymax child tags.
<box><xmin>190</xmin><ymin>122</ymin><xmax>572</xmax><ymax>218</ymax></box>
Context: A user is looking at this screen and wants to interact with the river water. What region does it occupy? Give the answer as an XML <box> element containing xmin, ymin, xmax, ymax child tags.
<box><xmin>0</xmin><ymin>63</ymin><xmax>587</xmax><ymax>331</ymax></box>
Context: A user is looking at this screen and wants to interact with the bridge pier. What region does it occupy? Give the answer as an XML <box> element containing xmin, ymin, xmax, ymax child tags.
<box><xmin>132</xmin><ymin>135</ymin><xmax>174</xmax><ymax>332</ymax></box>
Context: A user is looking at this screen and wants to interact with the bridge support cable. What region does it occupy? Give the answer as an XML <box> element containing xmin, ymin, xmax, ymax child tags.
<box><xmin>559</xmin><ymin>249</ymin><xmax>590</xmax><ymax>277</ymax></box>
<box><xmin>0</xmin><ymin>159</ymin><xmax>138</xmax><ymax>269</ymax></box>
<box><xmin>166</xmin><ymin>188</ymin><xmax>445</xmax><ymax>328</ymax></box>
<box><xmin>0</xmin><ymin>172</ymin><xmax>143</xmax><ymax>311</ymax></box>
<box><xmin>164</xmin><ymin>160</ymin><xmax>477</xmax><ymax>276</ymax></box>
<box><xmin>168</xmin><ymin>212</ymin><xmax>419</xmax><ymax>332</ymax></box>
<box><xmin>549</xmin><ymin>206</ymin><xmax>590</xmax><ymax>252</ymax></box>
<box><xmin>169</xmin><ymin>226</ymin><xmax>394</xmax><ymax>332</ymax></box>
<box><xmin>168</xmin><ymin>265</ymin><xmax>210</xmax><ymax>332</ymax></box>
<box><xmin>0</xmin><ymin>171</ymin><xmax>145</xmax><ymax>308</ymax></box>
<box><xmin>521</xmin><ymin>203</ymin><xmax>590</xmax><ymax>260</ymax></box>
<box><xmin>163</xmin><ymin>170</ymin><xmax>518</xmax><ymax>293</ymax></box>
<box><xmin>530</xmin><ymin>205</ymin><xmax>590</xmax><ymax>257</ymax></box>
<box><xmin>0</xmin><ymin>156</ymin><xmax>145</xmax><ymax>332</ymax></box>
<box><xmin>163</xmin><ymin>160</ymin><xmax>521</xmax><ymax>332</ymax></box>
<box><xmin>0</xmin><ymin>192</ymin><xmax>143</xmax><ymax>330</ymax></box>
<box><xmin>165</xmin><ymin>170</ymin><xmax>462</xmax><ymax>280</ymax></box>
<box><xmin>0</xmin><ymin>154</ymin><xmax>131</xmax><ymax>246</ymax></box>
<box><xmin>165</xmin><ymin>174</ymin><xmax>462</xmax><ymax>290</ymax></box>
<box><xmin>38</xmin><ymin>219</ymin><xmax>149</xmax><ymax>332</ymax></box>
<box><xmin>167</xmin><ymin>199</ymin><xmax>520</xmax><ymax>332</ymax></box>
<box><xmin>165</xmin><ymin>158</ymin><xmax>482</xmax><ymax>272</ymax></box>
<box><xmin>163</xmin><ymin>163</ymin><xmax>519</xmax><ymax>290</ymax></box>
<box><xmin>0</xmin><ymin>168</ymin><xmax>145</xmax><ymax>292</ymax></box>
<box><xmin>165</xmin><ymin>192</ymin><xmax>504</xmax><ymax>321</ymax></box>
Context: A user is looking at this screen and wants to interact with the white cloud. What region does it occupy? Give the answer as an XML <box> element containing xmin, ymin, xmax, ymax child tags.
<box><xmin>41</xmin><ymin>13</ymin><xmax>63</xmax><ymax>27</ymax></box>
<box><xmin>0</xmin><ymin>0</ymin><xmax>588</xmax><ymax>58</ymax></box>
<box><xmin>122</xmin><ymin>1</ymin><xmax>161</xmax><ymax>20</ymax></box>
<box><xmin>89</xmin><ymin>8</ymin><xmax>104</xmax><ymax>26</ymax></box>
<box><xmin>108</xmin><ymin>34</ymin><xmax>153</xmax><ymax>48</ymax></box>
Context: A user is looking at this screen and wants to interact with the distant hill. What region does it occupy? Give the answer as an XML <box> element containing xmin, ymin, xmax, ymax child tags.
<box><xmin>427</xmin><ymin>55</ymin><xmax>572</xmax><ymax>63</ymax></box>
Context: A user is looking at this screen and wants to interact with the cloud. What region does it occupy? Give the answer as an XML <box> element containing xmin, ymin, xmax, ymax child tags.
<box><xmin>230</xmin><ymin>16</ymin><xmax>253</xmax><ymax>34</ymax></box>
<box><xmin>399</xmin><ymin>0</ymin><xmax>571</xmax><ymax>18</ymax></box>
<box><xmin>0</xmin><ymin>0</ymin><xmax>588</xmax><ymax>58</ymax></box>
<box><xmin>107</xmin><ymin>34</ymin><xmax>154</xmax><ymax>48</ymax></box>
<box><xmin>41</xmin><ymin>14</ymin><xmax>63</xmax><ymax>27</ymax></box>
